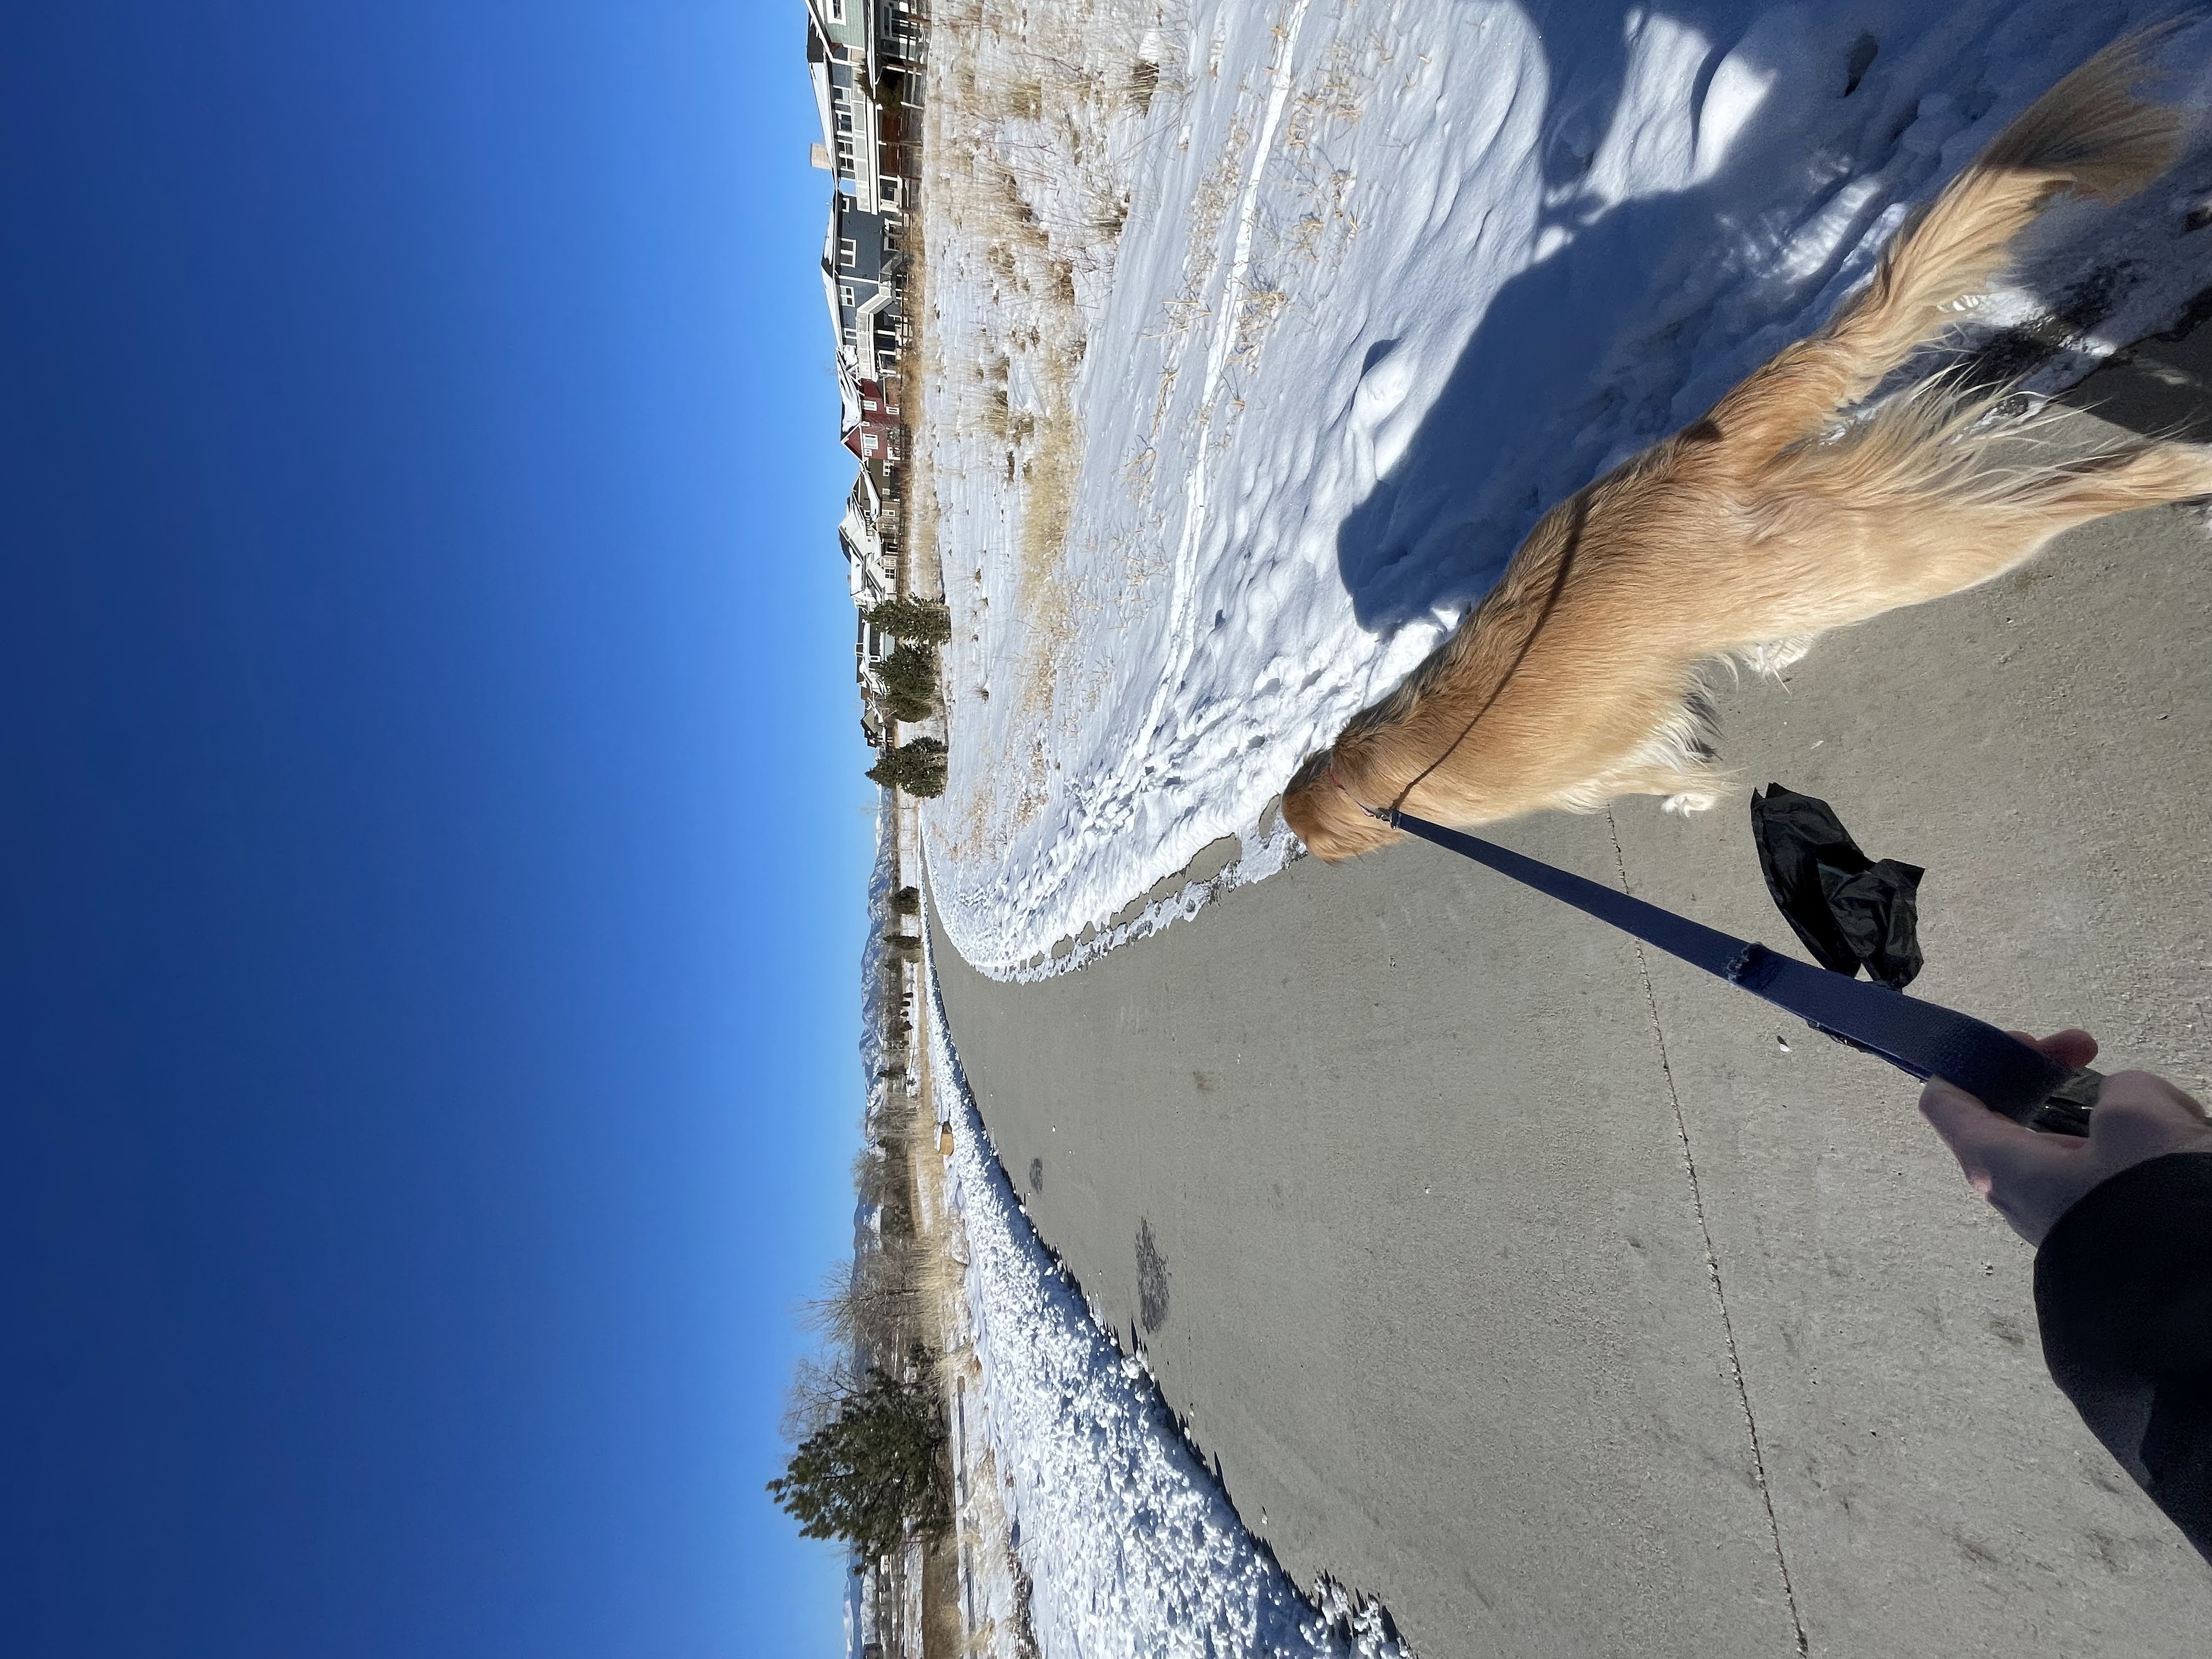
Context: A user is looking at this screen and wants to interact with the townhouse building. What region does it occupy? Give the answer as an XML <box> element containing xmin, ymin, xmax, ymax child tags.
<box><xmin>804</xmin><ymin>0</ymin><xmax>930</xmax><ymax>746</ymax></box>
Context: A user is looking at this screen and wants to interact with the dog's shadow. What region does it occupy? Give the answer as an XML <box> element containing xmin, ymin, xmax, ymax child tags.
<box><xmin>1335</xmin><ymin>4</ymin><xmax>2212</xmax><ymax>633</ymax></box>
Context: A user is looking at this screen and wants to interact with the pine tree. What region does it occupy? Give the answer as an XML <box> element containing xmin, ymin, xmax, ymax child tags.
<box><xmin>867</xmin><ymin>738</ymin><xmax>947</xmax><ymax>798</ymax></box>
<box><xmin>890</xmin><ymin>885</ymin><xmax>922</xmax><ymax>915</ymax></box>
<box><xmin>873</xmin><ymin>642</ymin><xmax>940</xmax><ymax>721</ymax></box>
<box><xmin>766</xmin><ymin>1365</ymin><xmax>950</xmax><ymax>1560</ymax></box>
<box><xmin>863</xmin><ymin>597</ymin><xmax>953</xmax><ymax>645</ymax></box>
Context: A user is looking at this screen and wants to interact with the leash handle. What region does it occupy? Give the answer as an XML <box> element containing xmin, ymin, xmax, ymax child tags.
<box><xmin>1724</xmin><ymin>946</ymin><xmax>2097</xmax><ymax>1136</ymax></box>
<box><xmin>2026</xmin><ymin>1068</ymin><xmax>2102</xmax><ymax>1138</ymax></box>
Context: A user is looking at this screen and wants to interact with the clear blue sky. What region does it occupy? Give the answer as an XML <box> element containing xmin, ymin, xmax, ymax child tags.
<box><xmin>1</xmin><ymin>4</ymin><xmax>869</xmax><ymax>1654</ymax></box>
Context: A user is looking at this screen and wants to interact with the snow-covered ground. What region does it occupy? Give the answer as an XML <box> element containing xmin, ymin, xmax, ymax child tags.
<box><xmin>924</xmin><ymin>940</ymin><xmax>1413</xmax><ymax>1659</ymax></box>
<box><xmin>916</xmin><ymin>0</ymin><xmax>2212</xmax><ymax>977</ymax></box>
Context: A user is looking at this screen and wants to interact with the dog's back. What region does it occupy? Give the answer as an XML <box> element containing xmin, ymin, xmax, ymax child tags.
<box><xmin>1288</xmin><ymin>31</ymin><xmax>2209</xmax><ymax>862</ymax></box>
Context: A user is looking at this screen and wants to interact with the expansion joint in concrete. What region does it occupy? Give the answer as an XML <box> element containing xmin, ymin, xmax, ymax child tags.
<box><xmin>1606</xmin><ymin>812</ymin><xmax>1810</xmax><ymax>1658</ymax></box>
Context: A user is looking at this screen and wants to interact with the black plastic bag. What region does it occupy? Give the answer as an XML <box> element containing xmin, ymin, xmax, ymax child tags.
<box><xmin>1750</xmin><ymin>785</ymin><xmax>1925</xmax><ymax>990</ymax></box>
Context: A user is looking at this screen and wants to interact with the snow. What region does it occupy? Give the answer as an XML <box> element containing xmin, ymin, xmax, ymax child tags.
<box><xmin>925</xmin><ymin>940</ymin><xmax>1413</xmax><ymax>1659</ymax></box>
<box><xmin>859</xmin><ymin>789</ymin><xmax>900</xmax><ymax>1082</ymax></box>
<box><xmin>916</xmin><ymin>0</ymin><xmax>2212</xmax><ymax>977</ymax></box>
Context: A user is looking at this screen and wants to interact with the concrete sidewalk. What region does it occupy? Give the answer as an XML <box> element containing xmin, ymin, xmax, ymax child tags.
<box><xmin>930</xmin><ymin>400</ymin><xmax>2212</xmax><ymax>1657</ymax></box>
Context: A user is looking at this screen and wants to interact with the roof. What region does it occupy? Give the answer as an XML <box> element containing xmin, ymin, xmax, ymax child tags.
<box><xmin>820</xmin><ymin>260</ymin><xmax>845</xmax><ymax>362</ymax></box>
<box><xmin>836</xmin><ymin>362</ymin><xmax>862</xmax><ymax>437</ymax></box>
<box><xmin>838</xmin><ymin>498</ymin><xmax>880</xmax><ymax>564</ymax></box>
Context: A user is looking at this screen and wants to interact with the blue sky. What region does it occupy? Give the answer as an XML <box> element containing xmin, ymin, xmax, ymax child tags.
<box><xmin>1</xmin><ymin>4</ymin><xmax>868</xmax><ymax>1654</ymax></box>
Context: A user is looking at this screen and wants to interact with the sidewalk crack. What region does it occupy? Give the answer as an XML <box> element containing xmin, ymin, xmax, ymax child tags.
<box><xmin>1607</xmin><ymin>810</ymin><xmax>1810</xmax><ymax>1658</ymax></box>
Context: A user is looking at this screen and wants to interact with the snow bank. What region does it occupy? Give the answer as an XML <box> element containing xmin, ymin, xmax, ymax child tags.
<box><xmin>926</xmin><ymin>944</ymin><xmax>1412</xmax><ymax>1658</ymax></box>
<box><xmin>859</xmin><ymin>789</ymin><xmax>900</xmax><ymax>1082</ymax></box>
<box><xmin>918</xmin><ymin>0</ymin><xmax>2212</xmax><ymax>975</ymax></box>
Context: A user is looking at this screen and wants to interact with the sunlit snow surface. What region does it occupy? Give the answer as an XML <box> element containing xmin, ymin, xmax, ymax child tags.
<box><xmin>927</xmin><ymin>950</ymin><xmax>1413</xmax><ymax>1658</ymax></box>
<box><xmin>921</xmin><ymin>1</ymin><xmax>2212</xmax><ymax>975</ymax></box>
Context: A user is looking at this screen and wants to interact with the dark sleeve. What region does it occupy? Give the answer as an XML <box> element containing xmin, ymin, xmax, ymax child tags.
<box><xmin>2034</xmin><ymin>1152</ymin><xmax>2212</xmax><ymax>1561</ymax></box>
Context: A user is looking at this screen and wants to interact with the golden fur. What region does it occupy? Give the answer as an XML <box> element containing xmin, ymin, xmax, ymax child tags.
<box><xmin>1286</xmin><ymin>32</ymin><xmax>2211</xmax><ymax>861</ymax></box>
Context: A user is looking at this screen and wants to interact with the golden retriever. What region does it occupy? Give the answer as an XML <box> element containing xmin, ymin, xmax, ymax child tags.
<box><xmin>1286</xmin><ymin>32</ymin><xmax>2209</xmax><ymax>861</ymax></box>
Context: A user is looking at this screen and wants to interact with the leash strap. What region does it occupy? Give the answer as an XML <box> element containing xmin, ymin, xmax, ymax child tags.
<box><xmin>1389</xmin><ymin>809</ymin><xmax>2096</xmax><ymax>1135</ymax></box>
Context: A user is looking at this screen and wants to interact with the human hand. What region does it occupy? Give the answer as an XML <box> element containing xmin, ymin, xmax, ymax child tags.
<box><xmin>1918</xmin><ymin>1030</ymin><xmax>2212</xmax><ymax>1246</ymax></box>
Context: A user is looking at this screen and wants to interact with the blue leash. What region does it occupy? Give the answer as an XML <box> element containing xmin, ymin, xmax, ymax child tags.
<box><xmin>1387</xmin><ymin>809</ymin><xmax>2100</xmax><ymax>1136</ymax></box>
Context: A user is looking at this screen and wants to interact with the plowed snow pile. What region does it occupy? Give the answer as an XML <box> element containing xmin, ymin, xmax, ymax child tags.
<box><xmin>914</xmin><ymin>0</ymin><xmax>2212</xmax><ymax>975</ymax></box>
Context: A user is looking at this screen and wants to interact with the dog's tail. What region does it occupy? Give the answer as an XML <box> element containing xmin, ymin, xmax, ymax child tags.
<box><xmin>1706</xmin><ymin>29</ymin><xmax>2183</xmax><ymax>455</ymax></box>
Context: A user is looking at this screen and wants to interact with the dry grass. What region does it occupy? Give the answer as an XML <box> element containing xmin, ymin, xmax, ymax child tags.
<box><xmin>1232</xmin><ymin>282</ymin><xmax>1291</xmax><ymax>365</ymax></box>
<box><xmin>893</xmin><ymin>225</ymin><xmax>936</xmax><ymax>600</ymax></box>
<box><xmin>1014</xmin><ymin>343</ymin><xmax>1081</xmax><ymax>726</ymax></box>
<box><xmin>920</xmin><ymin>1533</ymin><xmax>964</xmax><ymax>1659</ymax></box>
<box><xmin>911</xmin><ymin>0</ymin><xmax>1192</xmax><ymax>794</ymax></box>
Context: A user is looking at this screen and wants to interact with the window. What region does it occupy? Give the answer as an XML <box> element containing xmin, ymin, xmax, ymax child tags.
<box><xmin>829</xmin><ymin>0</ymin><xmax>845</xmax><ymax>20</ymax></box>
<box><xmin>839</xmin><ymin>284</ymin><xmax>856</xmax><ymax>308</ymax></box>
<box><xmin>838</xmin><ymin>239</ymin><xmax>857</xmax><ymax>268</ymax></box>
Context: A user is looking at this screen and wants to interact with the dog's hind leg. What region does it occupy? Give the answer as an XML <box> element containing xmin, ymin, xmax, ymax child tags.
<box><xmin>1700</xmin><ymin>32</ymin><xmax>2181</xmax><ymax>460</ymax></box>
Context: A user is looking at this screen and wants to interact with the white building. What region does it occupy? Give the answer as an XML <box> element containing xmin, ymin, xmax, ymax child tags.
<box><xmin>804</xmin><ymin>0</ymin><xmax>898</xmax><ymax>215</ymax></box>
<box><xmin>842</xmin><ymin>470</ymin><xmax>898</xmax><ymax>746</ymax></box>
<box><xmin>805</xmin><ymin>0</ymin><xmax>929</xmax><ymax>747</ymax></box>
<box><xmin>840</xmin><ymin>467</ymin><xmax>895</xmax><ymax>611</ymax></box>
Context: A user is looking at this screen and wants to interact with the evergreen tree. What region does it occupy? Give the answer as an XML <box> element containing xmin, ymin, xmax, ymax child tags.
<box><xmin>873</xmin><ymin>642</ymin><xmax>940</xmax><ymax>721</ymax></box>
<box><xmin>767</xmin><ymin>1365</ymin><xmax>950</xmax><ymax>1560</ymax></box>
<box><xmin>863</xmin><ymin>597</ymin><xmax>953</xmax><ymax>645</ymax></box>
<box><xmin>890</xmin><ymin>885</ymin><xmax>922</xmax><ymax>915</ymax></box>
<box><xmin>867</xmin><ymin>738</ymin><xmax>947</xmax><ymax>798</ymax></box>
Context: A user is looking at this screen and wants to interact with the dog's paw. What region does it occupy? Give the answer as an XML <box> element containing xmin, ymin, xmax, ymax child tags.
<box><xmin>1661</xmin><ymin>790</ymin><xmax>1719</xmax><ymax>816</ymax></box>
